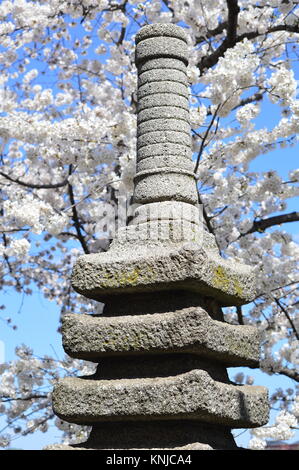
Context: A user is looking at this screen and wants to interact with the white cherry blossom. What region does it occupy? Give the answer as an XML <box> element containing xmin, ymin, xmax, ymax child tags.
<box><xmin>0</xmin><ymin>0</ymin><xmax>298</xmax><ymax>449</ymax></box>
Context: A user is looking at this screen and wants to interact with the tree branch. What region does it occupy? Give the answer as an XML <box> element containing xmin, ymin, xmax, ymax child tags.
<box><xmin>1</xmin><ymin>394</ymin><xmax>48</xmax><ymax>403</ymax></box>
<box><xmin>238</xmin><ymin>23</ymin><xmax>299</xmax><ymax>43</ymax></box>
<box><xmin>254</xmin><ymin>280</ymin><xmax>299</xmax><ymax>300</ymax></box>
<box><xmin>116</xmin><ymin>26</ymin><xmax>126</xmax><ymax>46</ymax></box>
<box><xmin>2</xmin><ymin>233</ymin><xmax>23</xmax><ymax>291</ymax></box>
<box><xmin>239</xmin><ymin>212</ymin><xmax>299</xmax><ymax>237</ymax></box>
<box><xmin>236</xmin><ymin>305</ymin><xmax>244</xmax><ymax>325</ymax></box>
<box><xmin>199</xmin><ymin>0</ymin><xmax>240</xmax><ymax>72</ymax></box>
<box><xmin>273</xmin><ymin>297</ymin><xmax>299</xmax><ymax>341</ymax></box>
<box><xmin>194</xmin><ymin>105</ymin><xmax>220</xmax><ymax>174</ymax></box>
<box><xmin>198</xmin><ymin>1</ymin><xmax>299</xmax><ymax>74</ymax></box>
<box><xmin>267</xmin><ymin>365</ymin><xmax>299</xmax><ymax>382</ymax></box>
<box><xmin>67</xmin><ymin>166</ymin><xmax>90</xmax><ymax>254</ymax></box>
<box><xmin>0</xmin><ymin>171</ymin><xmax>68</xmax><ymax>190</ymax></box>
<box><xmin>197</xmin><ymin>193</ymin><xmax>215</xmax><ymax>235</ymax></box>
<box><xmin>232</xmin><ymin>91</ymin><xmax>265</xmax><ymax>111</ymax></box>
<box><xmin>161</xmin><ymin>0</ymin><xmax>174</xmax><ymax>15</ymax></box>
<box><xmin>195</xmin><ymin>22</ymin><xmax>228</xmax><ymax>45</ymax></box>
<box><xmin>278</xmin><ymin>366</ymin><xmax>299</xmax><ymax>382</ymax></box>
<box><xmin>226</xmin><ymin>0</ymin><xmax>240</xmax><ymax>45</ymax></box>
<box><xmin>196</xmin><ymin>191</ymin><xmax>222</xmax><ymax>253</ymax></box>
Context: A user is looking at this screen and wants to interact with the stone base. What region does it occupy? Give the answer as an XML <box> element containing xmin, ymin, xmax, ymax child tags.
<box><xmin>45</xmin><ymin>421</ymin><xmax>238</xmax><ymax>450</ymax></box>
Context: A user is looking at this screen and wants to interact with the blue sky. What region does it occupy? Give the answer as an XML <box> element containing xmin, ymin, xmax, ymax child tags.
<box><xmin>1</xmin><ymin>13</ymin><xmax>299</xmax><ymax>450</ymax></box>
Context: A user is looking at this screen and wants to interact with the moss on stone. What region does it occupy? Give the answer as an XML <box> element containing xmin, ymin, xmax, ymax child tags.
<box><xmin>212</xmin><ymin>266</ymin><xmax>243</xmax><ymax>299</ymax></box>
<box><xmin>212</xmin><ymin>266</ymin><xmax>230</xmax><ymax>292</ymax></box>
<box><xmin>233</xmin><ymin>279</ymin><xmax>243</xmax><ymax>297</ymax></box>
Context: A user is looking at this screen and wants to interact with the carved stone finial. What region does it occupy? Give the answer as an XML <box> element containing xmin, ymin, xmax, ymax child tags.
<box><xmin>134</xmin><ymin>24</ymin><xmax>197</xmax><ymax>206</ymax></box>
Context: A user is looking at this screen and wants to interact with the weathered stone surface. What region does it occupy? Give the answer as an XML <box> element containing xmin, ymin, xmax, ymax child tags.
<box><xmin>137</xmin><ymin>106</ymin><xmax>189</xmax><ymax>124</ymax></box>
<box><xmin>71</xmin><ymin>241</ymin><xmax>256</xmax><ymax>306</ymax></box>
<box><xmin>138</xmin><ymin>81</ymin><xmax>189</xmax><ymax>100</ymax></box>
<box><xmin>136</xmin><ymin>154</ymin><xmax>194</xmax><ymax>172</ymax></box>
<box><xmin>138</xmin><ymin>93</ymin><xmax>189</xmax><ymax>111</ymax></box>
<box><xmin>134</xmin><ymin>170</ymin><xmax>197</xmax><ymax>204</ymax></box>
<box><xmin>132</xmin><ymin>201</ymin><xmax>200</xmax><ymax>224</ymax></box>
<box><xmin>137</xmin><ymin>142</ymin><xmax>191</xmax><ymax>159</ymax></box>
<box><xmin>137</xmin><ymin>130</ymin><xmax>191</xmax><ymax>149</ymax></box>
<box><xmin>45</xmin><ymin>421</ymin><xmax>237</xmax><ymax>450</ymax></box>
<box><xmin>100</xmin><ymin>290</ymin><xmax>221</xmax><ymax>317</ymax></box>
<box><xmin>117</xmin><ymin>219</ymin><xmax>201</xmax><ymax>243</ymax></box>
<box><xmin>138</xmin><ymin>68</ymin><xmax>187</xmax><ymax>87</ymax></box>
<box><xmin>135</xmin><ymin>24</ymin><xmax>189</xmax><ymax>45</ymax></box>
<box><xmin>62</xmin><ymin>308</ymin><xmax>261</xmax><ymax>366</ymax></box>
<box><xmin>136</xmin><ymin>37</ymin><xmax>188</xmax><ymax>64</ymax></box>
<box><xmin>85</xmin><ymin>354</ymin><xmax>232</xmax><ymax>380</ymax></box>
<box><xmin>52</xmin><ymin>370</ymin><xmax>269</xmax><ymax>427</ymax></box>
<box><xmin>138</xmin><ymin>57</ymin><xmax>187</xmax><ymax>74</ymax></box>
<box><xmin>137</xmin><ymin>118</ymin><xmax>190</xmax><ymax>136</ymax></box>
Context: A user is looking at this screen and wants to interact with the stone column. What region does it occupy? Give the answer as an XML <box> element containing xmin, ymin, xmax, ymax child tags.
<box><xmin>134</xmin><ymin>24</ymin><xmax>197</xmax><ymax>206</ymax></box>
<box><xmin>131</xmin><ymin>24</ymin><xmax>200</xmax><ymax>245</ymax></box>
<box><xmin>47</xmin><ymin>24</ymin><xmax>269</xmax><ymax>450</ymax></box>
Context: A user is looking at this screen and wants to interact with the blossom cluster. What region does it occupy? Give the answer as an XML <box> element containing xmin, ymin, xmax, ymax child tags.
<box><xmin>0</xmin><ymin>0</ymin><xmax>298</xmax><ymax>450</ymax></box>
<box><xmin>249</xmin><ymin>411</ymin><xmax>298</xmax><ymax>449</ymax></box>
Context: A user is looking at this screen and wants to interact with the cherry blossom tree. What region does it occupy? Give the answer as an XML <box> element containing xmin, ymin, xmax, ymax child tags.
<box><xmin>0</xmin><ymin>0</ymin><xmax>298</xmax><ymax>449</ymax></box>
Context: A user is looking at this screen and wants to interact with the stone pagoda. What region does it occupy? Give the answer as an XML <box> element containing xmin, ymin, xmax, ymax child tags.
<box><xmin>49</xmin><ymin>24</ymin><xmax>269</xmax><ymax>450</ymax></box>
